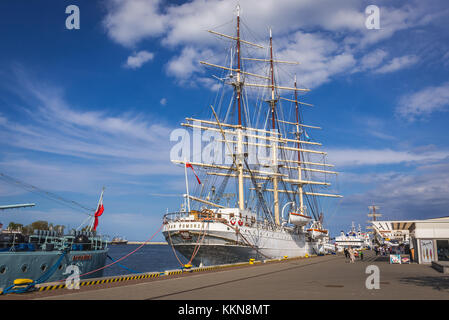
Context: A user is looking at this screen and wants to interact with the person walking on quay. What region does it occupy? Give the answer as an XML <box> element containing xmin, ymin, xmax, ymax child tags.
<box><xmin>349</xmin><ymin>247</ymin><xmax>355</xmax><ymax>263</ymax></box>
<box><xmin>360</xmin><ymin>250</ymin><xmax>364</xmax><ymax>261</ymax></box>
<box><xmin>344</xmin><ymin>248</ymin><xmax>349</xmax><ymax>260</ymax></box>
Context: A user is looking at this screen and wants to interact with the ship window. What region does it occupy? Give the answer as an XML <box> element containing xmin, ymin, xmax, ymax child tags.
<box><xmin>21</xmin><ymin>264</ymin><xmax>29</xmax><ymax>273</ymax></box>
<box><xmin>0</xmin><ymin>265</ymin><xmax>6</xmax><ymax>274</ymax></box>
<box><xmin>230</xmin><ymin>213</ymin><xmax>234</xmax><ymax>218</ymax></box>
<box><xmin>40</xmin><ymin>264</ymin><xmax>48</xmax><ymax>272</ymax></box>
<box><xmin>217</xmin><ymin>214</ymin><xmax>221</xmax><ymax>218</ymax></box>
<box><xmin>58</xmin><ymin>264</ymin><xmax>64</xmax><ymax>271</ymax></box>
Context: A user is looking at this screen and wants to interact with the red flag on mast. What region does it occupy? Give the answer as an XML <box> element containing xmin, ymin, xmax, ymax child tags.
<box><xmin>93</xmin><ymin>195</ymin><xmax>104</xmax><ymax>231</ymax></box>
<box><xmin>186</xmin><ymin>162</ymin><xmax>201</xmax><ymax>185</ymax></box>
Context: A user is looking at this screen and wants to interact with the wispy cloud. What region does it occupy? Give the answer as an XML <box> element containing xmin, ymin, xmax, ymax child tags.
<box><xmin>124</xmin><ymin>50</ymin><xmax>154</xmax><ymax>69</ymax></box>
<box><xmin>0</xmin><ymin>67</ymin><xmax>185</xmax><ymax>197</ymax></box>
<box><xmin>327</xmin><ymin>147</ymin><xmax>449</xmax><ymax>167</ymax></box>
<box><xmin>339</xmin><ymin>160</ymin><xmax>449</xmax><ymax>221</ymax></box>
<box><xmin>374</xmin><ymin>55</ymin><xmax>419</xmax><ymax>74</ymax></box>
<box><xmin>396</xmin><ymin>81</ymin><xmax>449</xmax><ymax>121</ymax></box>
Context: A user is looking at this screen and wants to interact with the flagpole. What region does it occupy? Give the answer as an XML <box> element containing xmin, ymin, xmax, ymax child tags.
<box><xmin>89</xmin><ymin>187</ymin><xmax>105</xmax><ymax>231</ymax></box>
<box><xmin>184</xmin><ymin>160</ymin><xmax>191</xmax><ymax>213</ymax></box>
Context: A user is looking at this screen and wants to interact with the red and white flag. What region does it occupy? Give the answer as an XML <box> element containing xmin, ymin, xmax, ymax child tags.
<box><xmin>93</xmin><ymin>192</ymin><xmax>104</xmax><ymax>231</ymax></box>
<box><xmin>186</xmin><ymin>162</ymin><xmax>201</xmax><ymax>185</ymax></box>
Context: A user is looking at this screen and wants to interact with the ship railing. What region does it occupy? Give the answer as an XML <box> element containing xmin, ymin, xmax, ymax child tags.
<box><xmin>164</xmin><ymin>211</ymin><xmax>272</xmax><ymax>229</ymax></box>
<box><xmin>0</xmin><ymin>230</ymin><xmax>108</xmax><ymax>252</ymax></box>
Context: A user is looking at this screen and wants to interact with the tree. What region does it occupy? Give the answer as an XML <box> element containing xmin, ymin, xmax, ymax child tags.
<box><xmin>30</xmin><ymin>220</ymin><xmax>49</xmax><ymax>231</ymax></box>
<box><xmin>7</xmin><ymin>222</ymin><xmax>23</xmax><ymax>231</ymax></box>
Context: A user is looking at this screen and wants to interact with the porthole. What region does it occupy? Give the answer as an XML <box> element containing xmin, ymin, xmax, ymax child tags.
<box><xmin>0</xmin><ymin>265</ymin><xmax>7</xmax><ymax>274</ymax></box>
<box><xmin>40</xmin><ymin>264</ymin><xmax>48</xmax><ymax>272</ymax></box>
<box><xmin>21</xmin><ymin>264</ymin><xmax>29</xmax><ymax>273</ymax></box>
<box><xmin>58</xmin><ymin>264</ymin><xmax>64</xmax><ymax>271</ymax></box>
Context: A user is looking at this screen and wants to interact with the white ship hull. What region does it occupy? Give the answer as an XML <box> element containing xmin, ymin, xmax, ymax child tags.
<box><xmin>163</xmin><ymin>219</ymin><xmax>326</xmax><ymax>266</ymax></box>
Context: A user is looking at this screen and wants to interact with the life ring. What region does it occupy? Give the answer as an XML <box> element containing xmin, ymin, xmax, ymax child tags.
<box><xmin>238</xmin><ymin>219</ymin><xmax>243</xmax><ymax>226</ymax></box>
<box><xmin>230</xmin><ymin>217</ymin><xmax>236</xmax><ymax>225</ymax></box>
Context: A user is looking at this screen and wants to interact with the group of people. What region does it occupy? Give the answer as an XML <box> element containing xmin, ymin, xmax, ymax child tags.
<box><xmin>343</xmin><ymin>247</ymin><xmax>363</xmax><ymax>263</ymax></box>
<box><xmin>374</xmin><ymin>246</ymin><xmax>389</xmax><ymax>256</ymax></box>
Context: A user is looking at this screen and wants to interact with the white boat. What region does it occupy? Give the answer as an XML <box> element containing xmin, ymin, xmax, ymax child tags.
<box><xmin>334</xmin><ymin>222</ymin><xmax>367</xmax><ymax>250</ymax></box>
<box><xmin>307</xmin><ymin>228</ymin><xmax>329</xmax><ymax>239</ymax></box>
<box><xmin>289</xmin><ymin>212</ymin><xmax>312</xmax><ymax>226</ymax></box>
<box><xmin>306</xmin><ymin>219</ymin><xmax>329</xmax><ymax>239</ymax></box>
<box><xmin>162</xmin><ymin>6</ymin><xmax>342</xmax><ymax>266</ymax></box>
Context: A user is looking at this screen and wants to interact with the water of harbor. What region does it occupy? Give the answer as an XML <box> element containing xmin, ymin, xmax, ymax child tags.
<box><xmin>102</xmin><ymin>244</ymin><xmax>188</xmax><ymax>277</ymax></box>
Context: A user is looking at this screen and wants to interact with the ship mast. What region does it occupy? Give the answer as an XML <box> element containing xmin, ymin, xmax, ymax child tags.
<box><xmin>235</xmin><ymin>5</ymin><xmax>245</xmax><ymax>211</ymax></box>
<box><xmin>268</xmin><ymin>28</ymin><xmax>280</xmax><ymax>225</ymax></box>
<box><xmin>184</xmin><ymin>6</ymin><xmax>342</xmax><ymax>222</ymax></box>
<box><xmin>366</xmin><ymin>205</ymin><xmax>381</xmax><ymax>234</ymax></box>
<box><xmin>294</xmin><ymin>75</ymin><xmax>304</xmax><ymax>215</ymax></box>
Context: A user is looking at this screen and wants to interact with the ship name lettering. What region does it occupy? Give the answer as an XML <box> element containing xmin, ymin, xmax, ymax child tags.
<box><xmin>72</xmin><ymin>254</ymin><xmax>92</xmax><ymax>261</ymax></box>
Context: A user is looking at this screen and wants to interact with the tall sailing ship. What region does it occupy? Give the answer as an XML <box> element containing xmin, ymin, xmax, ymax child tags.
<box><xmin>162</xmin><ymin>7</ymin><xmax>342</xmax><ymax>266</ymax></box>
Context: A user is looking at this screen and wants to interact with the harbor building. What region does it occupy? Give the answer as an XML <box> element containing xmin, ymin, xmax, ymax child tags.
<box><xmin>371</xmin><ymin>216</ymin><xmax>449</xmax><ymax>264</ymax></box>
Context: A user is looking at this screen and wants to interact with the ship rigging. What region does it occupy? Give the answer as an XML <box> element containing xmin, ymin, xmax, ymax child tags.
<box><xmin>163</xmin><ymin>6</ymin><xmax>342</xmax><ymax>266</ymax></box>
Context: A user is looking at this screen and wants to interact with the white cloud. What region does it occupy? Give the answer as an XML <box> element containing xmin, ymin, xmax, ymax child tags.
<box><xmin>160</xmin><ymin>98</ymin><xmax>167</xmax><ymax>106</ymax></box>
<box><xmin>0</xmin><ymin>71</ymin><xmax>179</xmax><ymax>179</ymax></box>
<box><xmin>166</xmin><ymin>46</ymin><xmax>221</xmax><ymax>85</ymax></box>
<box><xmin>327</xmin><ymin>147</ymin><xmax>449</xmax><ymax>167</ymax></box>
<box><xmin>102</xmin><ymin>0</ymin><xmax>443</xmax><ymax>89</ymax></box>
<box><xmin>103</xmin><ymin>0</ymin><xmax>167</xmax><ymax>48</ymax></box>
<box><xmin>355</xmin><ymin>49</ymin><xmax>388</xmax><ymax>72</ymax></box>
<box><xmin>104</xmin><ymin>0</ymin><xmax>366</xmax><ymax>48</ymax></box>
<box><xmin>275</xmin><ymin>31</ymin><xmax>356</xmax><ymax>88</ymax></box>
<box><xmin>124</xmin><ymin>50</ymin><xmax>154</xmax><ymax>69</ymax></box>
<box><xmin>396</xmin><ymin>82</ymin><xmax>449</xmax><ymax>121</ymax></box>
<box><xmin>374</xmin><ymin>54</ymin><xmax>418</xmax><ymax>74</ymax></box>
<box><xmin>339</xmin><ymin>160</ymin><xmax>449</xmax><ymax>221</ymax></box>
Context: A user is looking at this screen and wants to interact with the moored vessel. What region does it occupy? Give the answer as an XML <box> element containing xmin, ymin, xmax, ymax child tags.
<box><xmin>0</xmin><ymin>177</ymin><xmax>109</xmax><ymax>292</ymax></box>
<box><xmin>334</xmin><ymin>222</ymin><xmax>370</xmax><ymax>251</ymax></box>
<box><xmin>110</xmin><ymin>236</ymin><xmax>128</xmax><ymax>245</ymax></box>
<box><xmin>162</xmin><ymin>6</ymin><xmax>342</xmax><ymax>266</ymax></box>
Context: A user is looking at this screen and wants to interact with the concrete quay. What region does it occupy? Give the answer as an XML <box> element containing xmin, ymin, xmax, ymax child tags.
<box><xmin>2</xmin><ymin>251</ymin><xmax>449</xmax><ymax>300</ymax></box>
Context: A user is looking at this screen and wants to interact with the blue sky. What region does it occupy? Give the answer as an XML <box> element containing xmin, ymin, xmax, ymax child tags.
<box><xmin>0</xmin><ymin>0</ymin><xmax>449</xmax><ymax>240</ymax></box>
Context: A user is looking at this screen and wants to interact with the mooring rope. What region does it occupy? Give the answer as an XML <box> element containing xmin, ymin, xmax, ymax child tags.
<box><xmin>1</xmin><ymin>249</ymin><xmax>69</xmax><ymax>295</ymax></box>
<box><xmin>187</xmin><ymin>220</ymin><xmax>209</xmax><ymax>265</ymax></box>
<box><xmin>167</xmin><ymin>218</ymin><xmax>209</xmax><ymax>268</ymax></box>
<box><xmin>106</xmin><ymin>255</ymin><xmax>141</xmax><ymax>274</ymax></box>
<box><xmin>167</xmin><ymin>225</ymin><xmax>187</xmax><ymax>267</ymax></box>
<box><xmin>57</xmin><ymin>223</ymin><xmax>164</xmax><ymax>282</ymax></box>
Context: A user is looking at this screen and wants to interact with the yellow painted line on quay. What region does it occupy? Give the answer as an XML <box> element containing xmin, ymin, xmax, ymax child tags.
<box><xmin>35</xmin><ymin>253</ymin><xmax>325</xmax><ymax>292</ymax></box>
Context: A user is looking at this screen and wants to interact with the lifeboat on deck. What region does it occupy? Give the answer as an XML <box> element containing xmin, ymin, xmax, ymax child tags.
<box><xmin>307</xmin><ymin>228</ymin><xmax>328</xmax><ymax>239</ymax></box>
<box><xmin>289</xmin><ymin>212</ymin><xmax>312</xmax><ymax>226</ymax></box>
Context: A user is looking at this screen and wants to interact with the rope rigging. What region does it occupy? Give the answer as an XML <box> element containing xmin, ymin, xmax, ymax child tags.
<box><xmin>0</xmin><ymin>172</ymin><xmax>95</xmax><ymax>216</ymax></box>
